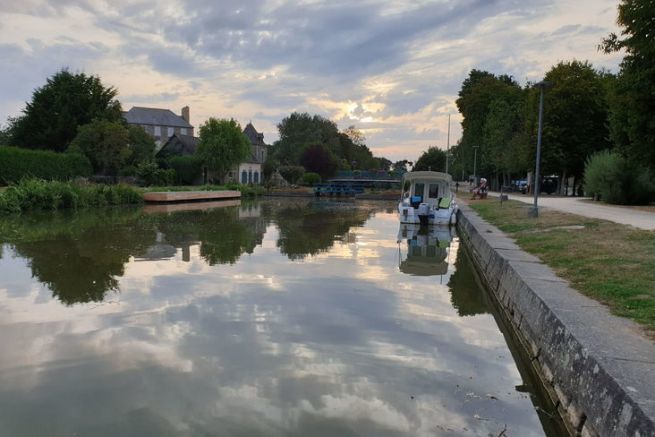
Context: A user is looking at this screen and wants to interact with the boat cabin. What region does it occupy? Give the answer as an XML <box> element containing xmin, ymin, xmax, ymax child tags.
<box><xmin>402</xmin><ymin>171</ymin><xmax>453</xmax><ymax>209</ymax></box>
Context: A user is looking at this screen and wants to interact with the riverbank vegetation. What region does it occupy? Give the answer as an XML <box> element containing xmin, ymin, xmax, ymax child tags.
<box><xmin>450</xmin><ymin>0</ymin><xmax>654</xmax><ymax>205</ymax></box>
<box><xmin>0</xmin><ymin>179</ymin><xmax>143</xmax><ymax>215</ymax></box>
<box><xmin>469</xmin><ymin>199</ymin><xmax>655</xmax><ymax>335</ymax></box>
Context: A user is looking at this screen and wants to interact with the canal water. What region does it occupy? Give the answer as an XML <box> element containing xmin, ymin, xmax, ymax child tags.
<box><xmin>0</xmin><ymin>199</ymin><xmax>564</xmax><ymax>436</ymax></box>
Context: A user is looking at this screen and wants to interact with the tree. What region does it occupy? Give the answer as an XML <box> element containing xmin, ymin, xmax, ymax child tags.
<box><xmin>274</xmin><ymin>112</ymin><xmax>340</xmax><ymax>164</ymax></box>
<box><xmin>197</xmin><ymin>118</ymin><xmax>250</xmax><ymax>182</ymax></box>
<box><xmin>9</xmin><ymin>69</ymin><xmax>122</xmax><ymax>152</ymax></box>
<box><xmin>392</xmin><ymin>160</ymin><xmax>412</xmax><ymax>173</ymax></box>
<box><xmin>413</xmin><ymin>147</ymin><xmax>447</xmax><ymax>172</ymax></box>
<box><xmin>127</xmin><ymin>125</ymin><xmax>155</xmax><ymax>166</ymax></box>
<box><xmin>541</xmin><ymin>61</ymin><xmax>611</xmax><ymax>184</ymax></box>
<box><xmin>68</xmin><ymin>120</ymin><xmax>131</xmax><ymax>176</ymax></box>
<box><xmin>602</xmin><ymin>0</ymin><xmax>655</xmax><ymax>167</ymax></box>
<box><xmin>300</xmin><ymin>144</ymin><xmax>338</xmax><ymax>178</ymax></box>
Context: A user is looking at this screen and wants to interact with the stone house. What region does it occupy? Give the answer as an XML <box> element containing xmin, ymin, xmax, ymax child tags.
<box><xmin>123</xmin><ymin>106</ymin><xmax>194</xmax><ymax>150</ymax></box>
<box><xmin>224</xmin><ymin>123</ymin><xmax>268</xmax><ymax>185</ymax></box>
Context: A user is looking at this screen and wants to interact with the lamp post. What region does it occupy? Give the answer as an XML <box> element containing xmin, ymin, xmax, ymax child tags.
<box><xmin>445</xmin><ymin>114</ymin><xmax>451</xmax><ymax>174</ymax></box>
<box><xmin>528</xmin><ymin>80</ymin><xmax>553</xmax><ymax>218</ymax></box>
<box><xmin>473</xmin><ymin>146</ymin><xmax>479</xmax><ymax>186</ymax></box>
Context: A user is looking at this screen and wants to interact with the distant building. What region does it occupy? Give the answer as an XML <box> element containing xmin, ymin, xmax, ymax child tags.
<box><xmin>123</xmin><ymin>106</ymin><xmax>194</xmax><ymax>149</ymax></box>
<box><xmin>225</xmin><ymin>122</ymin><xmax>269</xmax><ymax>185</ymax></box>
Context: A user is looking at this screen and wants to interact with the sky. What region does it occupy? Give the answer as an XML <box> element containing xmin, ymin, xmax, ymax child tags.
<box><xmin>0</xmin><ymin>0</ymin><xmax>623</xmax><ymax>162</ymax></box>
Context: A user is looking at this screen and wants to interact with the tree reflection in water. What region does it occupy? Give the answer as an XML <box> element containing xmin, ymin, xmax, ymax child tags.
<box><xmin>274</xmin><ymin>200</ymin><xmax>373</xmax><ymax>260</ymax></box>
<box><xmin>0</xmin><ymin>199</ymin><xmax>376</xmax><ymax>305</ymax></box>
<box><xmin>447</xmin><ymin>247</ymin><xmax>491</xmax><ymax>317</ymax></box>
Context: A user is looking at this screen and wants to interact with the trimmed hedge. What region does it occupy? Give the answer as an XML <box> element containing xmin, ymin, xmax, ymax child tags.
<box><xmin>0</xmin><ymin>179</ymin><xmax>143</xmax><ymax>215</ymax></box>
<box><xmin>0</xmin><ymin>146</ymin><xmax>93</xmax><ymax>185</ymax></box>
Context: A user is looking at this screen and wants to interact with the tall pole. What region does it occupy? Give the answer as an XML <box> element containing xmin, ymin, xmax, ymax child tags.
<box><xmin>445</xmin><ymin>114</ymin><xmax>451</xmax><ymax>174</ymax></box>
<box><xmin>473</xmin><ymin>146</ymin><xmax>479</xmax><ymax>186</ymax></box>
<box><xmin>530</xmin><ymin>81</ymin><xmax>549</xmax><ymax>217</ymax></box>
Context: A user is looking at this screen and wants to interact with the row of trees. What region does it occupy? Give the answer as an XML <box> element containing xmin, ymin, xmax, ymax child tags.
<box><xmin>267</xmin><ymin>112</ymin><xmax>392</xmax><ymax>180</ymax></box>
<box><xmin>445</xmin><ymin>0</ymin><xmax>654</xmax><ymax>203</ymax></box>
<box><xmin>0</xmin><ymin>70</ymin><xmax>397</xmax><ymax>186</ymax></box>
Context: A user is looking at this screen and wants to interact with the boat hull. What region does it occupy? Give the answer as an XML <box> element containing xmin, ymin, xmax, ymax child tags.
<box><xmin>398</xmin><ymin>203</ymin><xmax>457</xmax><ymax>226</ymax></box>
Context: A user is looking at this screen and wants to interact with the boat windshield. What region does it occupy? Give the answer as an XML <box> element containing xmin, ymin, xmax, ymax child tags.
<box><xmin>413</xmin><ymin>183</ymin><xmax>425</xmax><ymax>198</ymax></box>
<box><xmin>429</xmin><ymin>184</ymin><xmax>440</xmax><ymax>198</ymax></box>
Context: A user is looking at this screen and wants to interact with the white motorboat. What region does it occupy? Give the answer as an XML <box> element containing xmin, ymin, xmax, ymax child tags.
<box><xmin>397</xmin><ymin>224</ymin><xmax>454</xmax><ymax>276</ymax></box>
<box><xmin>398</xmin><ymin>171</ymin><xmax>458</xmax><ymax>226</ymax></box>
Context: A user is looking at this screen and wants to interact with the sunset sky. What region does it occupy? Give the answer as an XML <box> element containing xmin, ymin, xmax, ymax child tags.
<box><xmin>0</xmin><ymin>0</ymin><xmax>623</xmax><ymax>162</ymax></box>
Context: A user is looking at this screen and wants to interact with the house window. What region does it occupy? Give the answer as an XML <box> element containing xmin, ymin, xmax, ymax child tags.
<box><xmin>429</xmin><ymin>184</ymin><xmax>440</xmax><ymax>198</ymax></box>
<box><xmin>248</xmin><ymin>170</ymin><xmax>252</xmax><ymax>184</ymax></box>
<box><xmin>167</xmin><ymin>127</ymin><xmax>174</xmax><ymax>137</ymax></box>
<box><xmin>241</xmin><ymin>171</ymin><xmax>247</xmax><ymax>184</ymax></box>
<box><xmin>154</xmin><ymin>126</ymin><xmax>161</xmax><ymax>136</ymax></box>
<box><xmin>181</xmin><ymin>128</ymin><xmax>187</xmax><ymax>135</ymax></box>
<box><xmin>253</xmin><ymin>172</ymin><xmax>259</xmax><ymax>183</ymax></box>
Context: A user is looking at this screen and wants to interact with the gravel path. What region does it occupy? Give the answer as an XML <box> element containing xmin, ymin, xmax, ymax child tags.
<box><xmin>486</xmin><ymin>193</ymin><xmax>655</xmax><ymax>230</ymax></box>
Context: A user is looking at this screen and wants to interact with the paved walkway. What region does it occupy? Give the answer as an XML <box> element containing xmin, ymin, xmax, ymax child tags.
<box><xmin>486</xmin><ymin>192</ymin><xmax>655</xmax><ymax>230</ymax></box>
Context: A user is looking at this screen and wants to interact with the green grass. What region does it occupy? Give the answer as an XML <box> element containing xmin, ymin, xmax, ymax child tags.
<box><xmin>469</xmin><ymin>200</ymin><xmax>655</xmax><ymax>335</ymax></box>
<box><xmin>0</xmin><ymin>179</ymin><xmax>143</xmax><ymax>215</ymax></box>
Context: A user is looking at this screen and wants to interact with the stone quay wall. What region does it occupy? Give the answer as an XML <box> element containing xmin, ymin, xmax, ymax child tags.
<box><xmin>456</xmin><ymin>203</ymin><xmax>655</xmax><ymax>437</ymax></box>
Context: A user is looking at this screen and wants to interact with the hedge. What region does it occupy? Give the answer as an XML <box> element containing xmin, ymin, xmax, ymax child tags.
<box><xmin>0</xmin><ymin>146</ymin><xmax>93</xmax><ymax>185</ymax></box>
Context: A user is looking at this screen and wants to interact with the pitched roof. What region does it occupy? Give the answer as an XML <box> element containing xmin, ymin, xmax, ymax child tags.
<box><xmin>243</xmin><ymin>122</ymin><xmax>266</xmax><ymax>147</ymax></box>
<box><xmin>156</xmin><ymin>134</ymin><xmax>199</xmax><ymax>158</ymax></box>
<box><xmin>124</xmin><ymin>106</ymin><xmax>193</xmax><ymax>128</ymax></box>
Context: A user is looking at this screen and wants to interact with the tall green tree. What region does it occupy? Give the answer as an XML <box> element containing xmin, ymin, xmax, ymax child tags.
<box><xmin>126</xmin><ymin>125</ymin><xmax>156</xmax><ymax>166</ymax></box>
<box><xmin>413</xmin><ymin>147</ymin><xmax>447</xmax><ymax>172</ymax></box>
<box><xmin>541</xmin><ymin>61</ymin><xmax>611</xmax><ymax>183</ymax></box>
<box><xmin>9</xmin><ymin>69</ymin><xmax>122</xmax><ymax>152</ymax></box>
<box><xmin>602</xmin><ymin>0</ymin><xmax>655</xmax><ymax>167</ymax></box>
<box><xmin>197</xmin><ymin>118</ymin><xmax>250</xmax><ymax>182</ymax></box>
<box><xmin>68</xmin><ymin>120</ymin><xmax>132</xmax><ymax>176</ymax></box>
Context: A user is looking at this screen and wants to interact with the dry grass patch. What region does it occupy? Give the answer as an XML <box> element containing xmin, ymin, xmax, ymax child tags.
<box><xmin>470</xmin><ymin>200</ymin><xmax>655</xmax><ymax>335</ymax></box>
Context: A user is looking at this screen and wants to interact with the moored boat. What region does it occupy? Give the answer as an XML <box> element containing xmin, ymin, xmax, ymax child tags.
<box><xmin>398</xmin><ymin>171</ymin><xmax>458</xmax><ymax>226</ymax></box>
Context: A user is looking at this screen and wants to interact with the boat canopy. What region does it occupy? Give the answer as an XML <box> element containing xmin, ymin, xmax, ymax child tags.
<box><xmin>402</xmin><ymin>171</ymin><xmax>452</xmax><ymax>184</ymax></box>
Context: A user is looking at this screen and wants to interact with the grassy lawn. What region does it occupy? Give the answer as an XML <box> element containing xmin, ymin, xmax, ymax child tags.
<box><xmin>468</xmin><ymin>199</ymin><xmax>655</xmax><ymax>335</ymax></box>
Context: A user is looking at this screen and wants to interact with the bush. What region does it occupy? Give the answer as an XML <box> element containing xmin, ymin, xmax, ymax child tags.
<box><xmin>168</xmin><ymin>156</ymin><xmax>202</xmax><ymax>185</ymax></box>
<box><xmin>302</xmin><ymin>172</ymin><xmax>321</xmax><ymax>186</ymax></box>
<box><xmin>136</xmin><ymin>162</ymin><xmax>176</xmax><ymax>186</ymax></box>
<box><xmin>278</xmin><ymin>165</ymin><xmax>305</xmax><ymax>184</ymax></box>
<box><xmin>0</xmin><ymin>146</ymin><xmax>93</xmax><ymax>185</ymax></box>
<box><xmin>584</xmin><ymin>150</ymin><xmax>655</xmax><ymax>205</ymax></box>
<box><xmin>0</xmin><ymin>179</ymin><xmax>142</xmax><ymax>215</ymax></box>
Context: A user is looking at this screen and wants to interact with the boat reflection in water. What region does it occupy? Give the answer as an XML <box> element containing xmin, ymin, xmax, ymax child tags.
<box><xmin>397</xmin><ymin>224</ymin><xmax>455</xmax><ymax>276</ymax></box>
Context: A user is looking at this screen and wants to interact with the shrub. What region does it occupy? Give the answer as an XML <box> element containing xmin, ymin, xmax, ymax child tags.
<box><xmin>0</xmin><ymin>146</ymin><xmax>93</xmax><ymax>185</ymax></box>
<box><xmin>584</xmin><ymin>150</ymin><xmax>655</xmax><ymax>205</ymax></box>
<box><xmin>136</xmin><ymin>162</ymin><xmax>176</xmax><ymax>186</ymax></box>
<box><xmin>0</xmin><ymin>179</ymin><xmax>143</xmax><ymax>215</ymax></box>
<box><xmin>302</xmin><ymin>172</ymin><xmax>321</xmax><ymax>186</ymax></box>
<box><xmin>278</xmin><ymin>165</ymin><xmax>305</xmax><ymax>184</ymax></box>
<box><xmin>168</xmin><ymin>156</ymin><xmax>202</xmax><ymax>185</ymax></box>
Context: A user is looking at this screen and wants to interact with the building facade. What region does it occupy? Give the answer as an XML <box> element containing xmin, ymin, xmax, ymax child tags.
<box><xmin>123</xmin><ymin>106</ymin><xmax>194</xmax><ymax>149</ymax></box>
<box><xmin>225</xmin><ymin>123</ymin><xmax>269</xmax><ymax>185</ymax></box>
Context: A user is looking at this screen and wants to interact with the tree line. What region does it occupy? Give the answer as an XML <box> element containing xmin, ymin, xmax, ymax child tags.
<box><xmin>447</xmin><ymin>0</ymin><xmax>654</xmax><ymax>203</ymax></box>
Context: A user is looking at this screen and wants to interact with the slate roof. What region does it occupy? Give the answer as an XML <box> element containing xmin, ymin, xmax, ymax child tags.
<box><xmin>243</xmin><ymin>122</ymin><xmax>266</xmax><ymax>147</ymax></box>
<box><xmin>124</xmin><ymin>107</ymin><xmax>193</xmax><ymax>128</ymax></box>
<box><xmin>156</xmin><ymin>134</ymin><xmax>199</xmax><ymax>158</ymax></box>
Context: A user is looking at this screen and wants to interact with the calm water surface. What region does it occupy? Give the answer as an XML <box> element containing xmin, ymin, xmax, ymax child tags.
<box><xmin>0</xmin><ymin>199</ymin><xmax>563</xmax><ymax>436</ymax></box>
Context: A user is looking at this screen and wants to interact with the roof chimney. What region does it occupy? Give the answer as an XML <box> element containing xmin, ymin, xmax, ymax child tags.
<box><xmin>181</xmin><ymin>106</ymin><xmax>190</xmax><ymax>124</ymax></box>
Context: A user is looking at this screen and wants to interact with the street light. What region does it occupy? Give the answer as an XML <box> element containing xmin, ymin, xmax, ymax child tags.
<box><xmin>472</xmin><ymin>146</ymin><xmax>479</xmax><ymax>186</ymax></box>
<box><xmin>528</xmin><ymin>80</ymin><xmax>553</xmax><ymax>218</ymax></box>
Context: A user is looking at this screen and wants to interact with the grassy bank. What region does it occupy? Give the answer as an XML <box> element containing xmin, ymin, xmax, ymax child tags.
<box><xmin>0</xmin><ymin>179</ymin><xmax>143</xmax><ymax>215</ymax></box>
<box><xmin>468</xmin><ymin>199</ymin><xmax>655</xmax><ymax>335</ymax></box>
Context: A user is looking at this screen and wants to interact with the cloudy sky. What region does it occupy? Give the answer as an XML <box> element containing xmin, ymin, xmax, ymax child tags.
<box><xmin>0</xmin><ymin>0</ymin><xmax>623</xmax><ymax>161</ymax></box>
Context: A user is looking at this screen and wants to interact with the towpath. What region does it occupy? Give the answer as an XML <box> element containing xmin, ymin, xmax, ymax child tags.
<box><xmin>482</xmin><ymin>192</ymin><xmax>655</xmax><ymax>230</ymax></box>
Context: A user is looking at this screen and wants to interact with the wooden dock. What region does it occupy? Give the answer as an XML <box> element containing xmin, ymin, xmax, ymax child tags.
<box><xmin>143</xmin><ymin>190</ymin><xmax>241</xmax><ymax>203</ymax></box>
<box><xmin>143</xmin><ymin>199</ymin><xmax>241</xmax><ymax>214</ymax></box>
